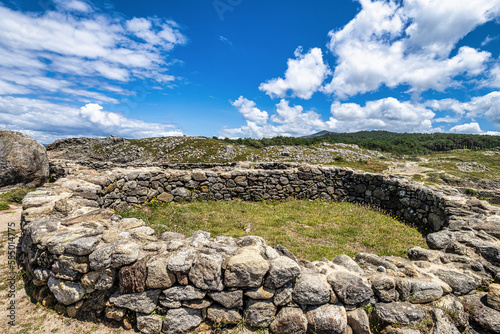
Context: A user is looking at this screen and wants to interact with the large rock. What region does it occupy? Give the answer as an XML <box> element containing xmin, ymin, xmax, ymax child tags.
<box><xmin>328</xmin><ymin>271</ymin><xmax>373</xmax><ymax>307</ymax></box>
<box><xmin>162</xmin><ymin>285</ymin><xmax>206</xmax><ymax>301</ymax></box>
<box><xmin>270</xmin><ymin>307</ymin><xmax>308</xmax><ymax>334</ymax></box>
<box><xmin>146</xmin><ymin>256</ymin><xmax>176</xmax><ymax>289</ymax></box>
<box><xmin>431</xmin><ymin>269</ymin><xmax>479</xmax><ymax>295</ymax></box>
<box><xmin>162</xmin><ymin>307</ymin><xmax>203</xmax><ymax>334</ymax></box>
<box><xmin>119</xmin><ymin>261</ymin><xmax>147</xmax><ymax>294</ymax></box>
<box><xmin>208</xmin><ymin>290</ymin><xmax>243</xmax><ymax>309</ymax></box>
<box><xmin>189</xmin><ymin>252</ymin><xmax>224</xmax><ymax>291</ymax></box>
<box><xmin>109</xmin><ymin>290</ymin><xmax>161</xmax><ymax>314</ymax></box>
<box><xmin>374</xmin><ymin>302</ymin><xmax>425</xmax><ymax>325</ymax></box>
<box><xmin>459</xmin><ymin>293</ymin><xmax>500</xmax><ymax>333</ymax></box>
<box><xmin>292</xmin><ymin>272</ymin><xmax>331</xmax><ymax>306</ymax></box>
<box><xmin>206</xmin><ymin>305</ymin><xmax>242</xmax><ymax>325</ymax></box>
<box><xmin>410</xmin><ymin>280</ymin><xmax>443</xmax><ymax>304</ymax></box>
<box><xmin>0</xmin><ymin>129</ymin><xmax>49</xmax><ymax>187</ymax></box>
<box><xmin>89</xmin><ymin>240</ymin><xmax>140</xmax><ymax>270</ymax></box>
<box><xmin>244</xmin><ymin>299</ymin><xmax>277</xmax><ymax>328</ymax></box>
<box><xmin>487</xmin><ymin>283</ymin><xmax>500</xmax><ymax>312</ymax></box>
<box><xmin>225</xmin><ymin>249</ymin><xmax>270</xmax><ymax>288</ymax></box>
<box><xmin>265</xmin><ymin>256</ymin><xmax>301</xmax><ymax>289</ymax></box>
<box><xmin>431</xmin><ymin>308</ymin><xmax>460</xmax><ymax>334</ymax></box>
<box><xmin>48</xmin><ymin>276</ymin><xmax>86</xmax><ymax>305</ymax></box>
<box><xmin>306</xmin><ymin>303</ymin><xmax>347</xmax><ymax>334</ymax></box>
<box><xmin>347</xmin><ymin>308</ymin><xmax>371</xmax><ymax>334</ymax></box>
<box><xmin>137</xmin><ymin>313</ymin><xmax>162</xmax><ymax>334</ymax></box>
<box><xmin>371</xmin><ymin>274</ymin><xmax>397</xmax><ymax>303</ymax></box>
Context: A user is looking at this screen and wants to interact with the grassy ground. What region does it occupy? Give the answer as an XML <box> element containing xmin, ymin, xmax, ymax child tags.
<box><xmin>0</xmin><ymin>187</ymin><xmax>33</xmax><ymax>211</ymax></box>
<box><xmin>118</xmin><ymin>199</ymin><xmax>427</xmax><ymax>261</ymax></box>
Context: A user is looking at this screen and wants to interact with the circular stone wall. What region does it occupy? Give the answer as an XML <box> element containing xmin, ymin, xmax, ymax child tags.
<box><xmin>18</xmin><ymin>162</ymin><xmax>500</xmax><ymax>333</ymax></box>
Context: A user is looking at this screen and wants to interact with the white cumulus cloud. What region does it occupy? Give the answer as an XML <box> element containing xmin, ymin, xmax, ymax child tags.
<box><xmin>449</xmin><ymin>122</ymin><xmax>483</xmax><ymax>134</ymax></box>
<box><xmin>259</xmin><ymin>47</ymin><xmax>331</xmax><ymax>100</ymax></box>
<box><xmin>0</xmin><ymin>98</ymin><xmax>182</xmax><ymax>144</ymax></box>
<box><xmin>324</xmin><ymin>0</ymin><xmax>500</xmax><ymax>98</ymax></box>
<box><xmin>231</xmin><ymin>96</ymin><xmax>269</xmax><ymax>125</ymax></box>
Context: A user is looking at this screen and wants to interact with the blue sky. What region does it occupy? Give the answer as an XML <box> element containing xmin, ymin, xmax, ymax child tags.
<box><xmin>0</xmin><ymin>0</ymin><xmax>499</xmax><ymax>144</ymax></box>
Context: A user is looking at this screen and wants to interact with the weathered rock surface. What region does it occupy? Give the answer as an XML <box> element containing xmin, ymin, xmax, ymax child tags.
<box><xmin>109</xmin><ymin>290</ymin><xmax>161</xmax><ymax>314</ymax></box>
<box><xmin>244</xmin><ymin>299</ymin><xmax>277</xmax><ymax>328</ymax></box>
<box><xmin>206</xmin><ymin>305</ymin><xmax>242</xmax><ymax>325</ymax></box>
<box><xmin>208</xmin><ymin>290</ymin><xmax>243</xmax><ymax>309</ymax></box>
<box><xmin>292</xmin><ymin>272</ymin><xmax>331</xmax><ymax>306</ymax></box>
<box><xmin>0</xmin><ymin>129</ymin><xmax>49</xmax><ymax>187</ymax></box>
<box><xmin>328</xmin><ymin>271</ymin><xmax>373</xmax><ymax>307</ymax></box>
<box><xmin>374</xmin><ymin>302</ymin><xmax>425</xmax><ymax>325</ymax></box>
<box><xmin>225</xmin><ymin>249</ymin><xmax>270</xmax><ymax>288</ymax></box>
<box><xmin>306</xmin><ymin>303</ymin><xmax>347</xmax><ymax>334</ymax></box>
<box><xmin>137</xmin><ymin>313</ymin><xmax>162</xmax><ymax>334</ymax></box>
<box><xmin>270</xmin><ymin>307</ymin><xmax>308</xmax><ymax>334</ymax></box>
<box><xmin>162</xmin><ymin>307</ymin><xmax>203</xmax><ymax>334</ymax></box>
<box><xmin>48</xmin><ymin>276</ymin><xmax>86</xmax><ymax>305</ymax></box>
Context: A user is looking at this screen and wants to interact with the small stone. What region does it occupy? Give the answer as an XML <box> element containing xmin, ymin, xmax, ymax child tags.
<box><xmin>66</xmin><ymin>300</ymin><xmax>83</xmax><ymax>318</ymax></box>
<box><xmin>182</xmin><ymin>298</ymin><xmax>212</xmax><ymax>309</ymax></box>
<box><xmin>123</xmin><ymin>317</ymin><xmax>133</xmax><ymax>330</ymax></box>
<box><xmin>105</xmin><ymin>306</ymin><xmax>126</xmax><ymax>321</ymax></box>
<box><xmin>245</xmin><ymin>286</ymin><xmax>275</xmax><ymax>299</ymax></box>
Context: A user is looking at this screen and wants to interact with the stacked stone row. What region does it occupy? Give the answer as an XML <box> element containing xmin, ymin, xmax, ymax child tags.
<box><xmin>100</xmin><ymin>164</ymin><xmax>449</xmax><ymax>232</ymax></box>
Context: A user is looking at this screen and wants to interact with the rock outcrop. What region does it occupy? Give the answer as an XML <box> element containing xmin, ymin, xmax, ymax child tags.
<box><xmin>0</xmin><ymin>129</ymin><xmax>49</xmax><ymax>188</ymax></box>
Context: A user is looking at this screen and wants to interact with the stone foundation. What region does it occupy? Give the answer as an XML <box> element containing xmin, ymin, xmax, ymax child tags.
<box><xmin>19</xmin><ymin>162</ymin><xmax>500</xmax><ymax>333</ymax></box>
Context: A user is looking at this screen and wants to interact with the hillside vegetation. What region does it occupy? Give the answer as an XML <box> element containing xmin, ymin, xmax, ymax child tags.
<box><xmin>223</xmin><ymin>131</ymin><xmax>500</xmax><ymax>155</ymax></box>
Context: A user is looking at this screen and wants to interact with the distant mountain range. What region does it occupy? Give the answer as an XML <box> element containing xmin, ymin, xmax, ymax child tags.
<box><xmin>301</xmin><ymin>130</ymin><xmax>336</xmax><ymax>138</ymax></box>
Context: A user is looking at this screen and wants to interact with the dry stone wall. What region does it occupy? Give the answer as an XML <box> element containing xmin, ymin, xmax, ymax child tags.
<box><xmin>19</xmin><ymin>162</ymin><xmax>500</xmax><ymax>334</ymax></box>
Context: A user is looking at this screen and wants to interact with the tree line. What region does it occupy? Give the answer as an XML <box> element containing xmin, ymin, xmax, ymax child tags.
<box><xmin>220</xmin><ymin>131</ymin><xmax>500</xmax><ymax>155</ymax></box>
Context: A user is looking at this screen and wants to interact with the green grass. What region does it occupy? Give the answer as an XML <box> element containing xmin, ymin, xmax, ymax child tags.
<box><xmin>118</xmin><ymin>199</ymin><xmax>427</xmax><ymax>261</ymax></box>
<box><xmin>0</xmin><ymin>187</ymin><xmax>34</xmax><ymax>211</ymax></box>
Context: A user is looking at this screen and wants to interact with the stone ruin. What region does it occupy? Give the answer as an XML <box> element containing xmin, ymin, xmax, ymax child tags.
<box><xmin>19</xmin><ymin>161</ymin><xmax>500</xmax><ymax>333</ymax></box>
